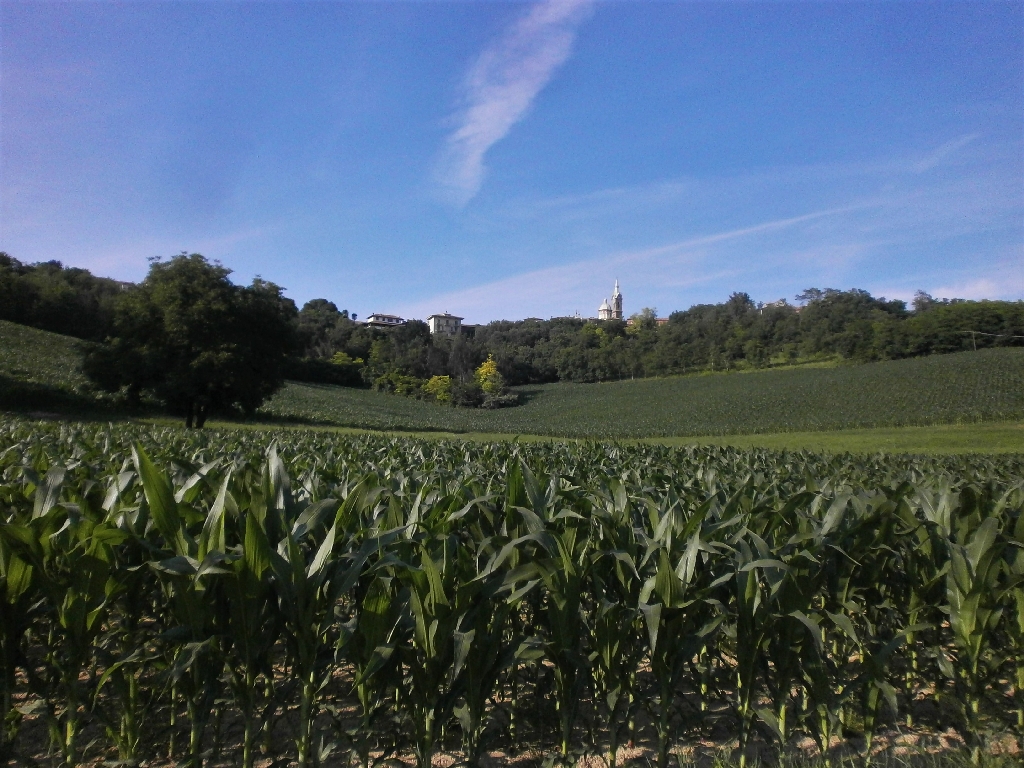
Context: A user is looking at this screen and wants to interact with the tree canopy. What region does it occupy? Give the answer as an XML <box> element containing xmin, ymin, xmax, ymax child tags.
<box><xmin>291</xmin><ymin>288</ymin><xmax>1024</xmax><ymax>395</ymax></box>
<box><xmin>0</xmin><ymin>252</ymin><xmax>125</xmax><ymax>341</ymax></box>
<box><xmin>84</xmin><ymin>254</ymin><xmax>298</xmax><ymax>427</ymax></box>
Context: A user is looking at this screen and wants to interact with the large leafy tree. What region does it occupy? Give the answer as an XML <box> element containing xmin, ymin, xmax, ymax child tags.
<box><xmin>85</xmin><ymin>253</ymin><xmax>299</xmax><ymax>427</ymax></box>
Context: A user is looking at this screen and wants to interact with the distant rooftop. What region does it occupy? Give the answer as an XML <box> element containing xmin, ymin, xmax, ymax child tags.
<box><xmin>365</xmin><ymin>313</ymin><xmax>405</xmax><ymax>327</ymax></box>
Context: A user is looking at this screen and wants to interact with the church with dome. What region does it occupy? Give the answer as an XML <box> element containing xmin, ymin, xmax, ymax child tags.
<box><xmin>598</xmin><ymin>280</ymin><xmax>623</xmax><ymax>320</ymax></box>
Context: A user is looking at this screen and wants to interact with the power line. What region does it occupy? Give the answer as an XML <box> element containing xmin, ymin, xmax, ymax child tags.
<box><xmin>959</xmin><ymin>329</ymin><xmax>1024</xmax><ymax>351</ymax></box>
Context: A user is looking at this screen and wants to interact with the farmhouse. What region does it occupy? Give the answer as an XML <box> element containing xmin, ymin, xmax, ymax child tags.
<box><xmin>365</xmin><ymin>313</ymin><xmax>405</xmax><ymax>328</ymax></box>
<box><xmin>428</xmin><ymin>312</ymin><xmax>463</xmax><ymax>336</ymax></box>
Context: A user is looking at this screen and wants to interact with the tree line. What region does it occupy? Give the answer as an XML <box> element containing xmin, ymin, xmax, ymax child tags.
<box><xmin>297</xmin><ymin>287</ymin><xmax>1024</xmax><ymax>387</ymax></box>
<box><xmin>0</xmin><ymin>252</ymin><xmax>125</xmax><ymax>341</ymax></box>
<box><xmin>2</xmin><ymin>251</ymin><xmax>1022</xmax><ymax>424</ymax></box>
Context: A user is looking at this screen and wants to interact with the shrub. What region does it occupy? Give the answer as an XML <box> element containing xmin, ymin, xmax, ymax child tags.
<box><xmin>423</xmin><ymin>375</ymin><xmax>453</xmax><ymax>403</ymax></box>
<box><xmin>481</xmin><ymin>391</ymin><xmax>520</xmax><ymax>409</ymax></box>
<box><xmin>449</xmin><ymin>379</ymin><xmax>484</xmax><ymax>407</ymax></box>
<box><xmin>372</xmin><ymin>371</ymin><xmax>425</xmax><ymax>396</ymax></box>
<box><xmin>475</xmin><ymin>355</ymin><xmax>505</xmax><ymax>395</ymax></box>
<box><xmin>285</xmin><ymin>356</ymin><xmax>365</xmax><ymax>387</ymax></box>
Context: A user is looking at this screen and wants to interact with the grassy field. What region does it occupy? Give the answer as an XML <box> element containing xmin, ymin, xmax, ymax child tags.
<box><xmin>182</xmin><ymin>418</ymin><xmax>1024</xmax><ymax>455</ymax></box>
<box><xmin>262</xmin><ymin>347</ymin><xmax>1024</xmax><ymax>438</ymax></box>
<box><xmin>680</xmin><ymin>421</ymin><xmax>1024</xmax><ymax>454</ymax></box>
<box><xmin>0</xmin><ymin>318</ymin><xmax>90</xmax><ymax>391</ymax></box>
<box><xmin>0</xmin><ymin>318</ymin><xmax>106</xmax><ymax>411</ymax></box>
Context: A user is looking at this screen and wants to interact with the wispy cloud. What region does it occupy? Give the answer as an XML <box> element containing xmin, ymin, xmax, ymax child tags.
<box><xmin>913</xmin><ymin>133</ymin><xmax>979</xmax><ymax>173</ymax></box>
<box><xmin>400</xmin><ymin>130</ymin><xmax>1024</xmax><ymax>322</ymax></box>
<box><xmin>436</xmin><ymin>0</ymin><xmax>594</xmax><ymax>205</ymax></box>
<box><xmin>396</xmin><ymin>206</ymin><xmax>854</xmax><ymax>322</ymax></box>
<box><xmin>640</xmin><ymin>204</ymin><xmax>872</xmax><ymax>254</ymax></box>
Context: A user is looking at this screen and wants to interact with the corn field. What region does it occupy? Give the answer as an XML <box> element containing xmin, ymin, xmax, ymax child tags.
<box><xmin>0</xmin><ymin>419</ymin><xmax>1022</xmax><ymax>768</ymax></box>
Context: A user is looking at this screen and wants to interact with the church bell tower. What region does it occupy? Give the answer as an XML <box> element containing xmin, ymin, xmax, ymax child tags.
<box><xmin>612</xmin><ymin>280</ymin><xmax>623</xmax><ymax>320</ymax></box>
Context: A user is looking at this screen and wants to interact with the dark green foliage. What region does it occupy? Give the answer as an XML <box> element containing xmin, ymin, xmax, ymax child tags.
<box><xmin>294</xmin><ymin>288</ymin><xmax>1023</xmax><ymax>391</ymax></box>
<box><xmin>371</xmin><ymin>370</ymin><xmax>428</xmax><ymax>397</ymax></box>
<box><xmin>0</xmin><ymin>253</ymin><xmax>126</xmax><ymax>341</ymax></box>
<box><xmin>83</xmin><ymin>254</ymin><xmax>300</xmax><ymax>427</ymax></box>
<box><xmin>5</xmin><ymin>248</ymin><xmax>1018</xmax><ymax>403</ymax></box>
<box><xmin>3</xmin><ymin>313</ymin><xmax>1023</xmax><ymax>437</ymax></box>
<box><xmin>3</xmin><ymin>249</ymin><xmax>1021</xmax><ymax>417</ymax></box>
<box><xmin>904</xmin><ymin>299</ymin><xmax>1024</xmax><ymax>356</ymax></box>
<box><xmin>449</xmin><ymin>379</ymin><xmax>485</xmax><ymax>408</ymax></box>
<box><xmin>285</xmin><ymin>356</ymin><xmax>366</xmax><ymax>387</ymax></box>
<box><xmin>296</xmin><ymin>299</ymin><xmax>353</xmax><ymax>357</ymax></box>
<box><xmin>3</xmin><ymin>247</ymin><xmax>1021</xmax><ymax>394</ymax></box>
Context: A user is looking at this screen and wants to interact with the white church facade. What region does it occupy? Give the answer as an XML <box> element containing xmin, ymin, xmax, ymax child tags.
<box><xmin>597</xmin><ymin>281</ymin><xmax>623</xmax><ymax>320</ymax></box>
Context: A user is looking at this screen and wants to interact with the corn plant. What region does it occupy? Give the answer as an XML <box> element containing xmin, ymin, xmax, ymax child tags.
<box><xmin>222</xmin><ymin>505</ymin><xmax>281</xmax><ymax>768</ymax></box>
<box><xmin>583</xmin><ymin>482</ymin><xmax>643</xmax><ymax>768</ymax></box>
<box><xmin>272</xmin><ymin>500</ymin><xmax>347</xmax><ymax>768</ymax></box>
<box><xmin>0</xmin><ymin>507</ymin><xmax>36</xmax><ymax>763</ymax></box>
<box><xmin>92</xmin><ymin>488</ymin><xmax>161</xmax><ymax>765</ymax></box>
<box><xmin>13</xmin><ymin>464</ymin><xmax>126</xmax><ymax>767</ymax></box>
<box><xmin>450</xmin><ymin>530</ymin><xmax>528</xmax><ymax>767</ymax></box>
<box><xmin>393</xmin><ymin>535</ymin><xmax>466</xmax><ymax>768</ymax></box>
<box><xmin>754</xmin><ymin>490</ymin><xmax>824</xmax><ymax>752</ymax></box>
<box><xmin>135</xmin><ymin>444</ymin><xmax>228</xmax><ymax>768</ymax></box>
<box><xmin>637</xmin><ymin>496</ymin><xmax>724</xmax><ymax>768</ymax></box>
<box><xmin>344</xmin><ymin>571</ymin><xmax>406</xmax><ymax>768</ymax></box>
<box><xmin>533</xmin><ymin>505</ymin><xmax>593</xmax><ymax>761</ymax></box>
<box><xmin>1002</xmin><ymin>495</ymin><xmax>1024</xmax><ymax>741</ymax></box>
<box><xmin>939</xmin><ymin>489</ymin><xmax>1007</xmax><ymax>764</ymax></box>
<box><xmin>829</xmin><ymin>489</ymin><xmax>923</xmax><ymax>757</ymax></box>
<box><xmin>898</xmin><ymin>486</ymin><xmax>957</xmax><ymax>728</ymax></box>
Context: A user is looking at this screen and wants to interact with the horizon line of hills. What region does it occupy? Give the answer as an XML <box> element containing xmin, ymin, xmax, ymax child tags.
<box><xmin>3</xmin><ymin>251</ymin><xmax>1023</xmax><ymax>392</ymax></box>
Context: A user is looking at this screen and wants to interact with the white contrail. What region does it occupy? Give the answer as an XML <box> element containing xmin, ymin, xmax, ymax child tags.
<box><xmin>437</xmin><ymin>0</ymin><xmax>594</xmax><ymax>205</ymax></box>
<box><xmin>397</xmin><ymin>204</ymin><xmax>860</xmax><ymax>322</ymax></box>
<box><xmin>913</xmin><ymin>133</ymin><xmax>979</xmax><ymax>173</ymax></box>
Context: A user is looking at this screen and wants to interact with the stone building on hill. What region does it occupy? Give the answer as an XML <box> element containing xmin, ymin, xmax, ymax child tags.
<box><xmin>428</xmin><ymin>312</ymin><xmax>463</xmax><ymax>336</ymax></box>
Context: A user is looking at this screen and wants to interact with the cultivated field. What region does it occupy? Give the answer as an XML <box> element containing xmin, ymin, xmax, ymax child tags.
<box><xmin>678</xmin><ymin>422</ymin><xmax>1024</xmax><ymax>455</ymax></box>
<box><xmin>0</xmin><ymin>319</ymin><xmax>96</xmax><ymax>410</ymax></box>
<box><xmin>262</xmin><ymin>348</ymin><xmax>1024</xmax><ymax>438</ymax></box>
<box><xmin>0</xmin><ymin>419</ymin><xmax>1021</xmax><ymax>767</ymax></box>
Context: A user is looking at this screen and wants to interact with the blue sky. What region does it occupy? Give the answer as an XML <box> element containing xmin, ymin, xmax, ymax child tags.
<box><xmin>2</xmin><ymin>0</ymin><xmax>1021</xmax><ymax>323</ymax></box>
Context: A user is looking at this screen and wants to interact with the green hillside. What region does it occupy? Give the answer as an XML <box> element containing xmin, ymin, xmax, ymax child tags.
<box><xmin>4</xmin><ymin>317</ymin><xmax>1024</xmax><ymax>440</ymax></box>
<box><xmin>0</xmin><ymin>319</ymin><xmax>88</xmax><ymax>388</ymax></box>
<box><xmin>0</xmin><ymin>319</ymin><xmax>103</xmax><ymax>410</ymax></box>
<box><xmin>262</xmin><ymin>347</ymin><xmax>1024</xmax><ymax>438</ymax></box>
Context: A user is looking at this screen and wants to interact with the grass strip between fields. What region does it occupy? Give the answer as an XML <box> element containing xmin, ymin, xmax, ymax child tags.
<box><xmin>181</xmin><ymin>417</ymin><xmax>1024</xmax><ymax>455</ymax></box>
